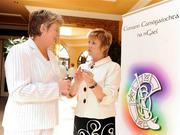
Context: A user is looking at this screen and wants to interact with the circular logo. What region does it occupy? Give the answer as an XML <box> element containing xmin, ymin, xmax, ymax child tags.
<box><xmin>127</xmin><ymin>73</ymin><xmax>161</xmax><ymax>130</ymax></box>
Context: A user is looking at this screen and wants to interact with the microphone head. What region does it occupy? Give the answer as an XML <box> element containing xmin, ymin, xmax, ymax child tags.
<box><xmin>90</xmin><ymin>65</ymin><xmax>94</xmax><ymax>69</ymax></box>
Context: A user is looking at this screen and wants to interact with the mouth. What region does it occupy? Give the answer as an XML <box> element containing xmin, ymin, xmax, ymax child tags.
<box><xmin>54</xmin><ymin>38</ymin><xmax>58</xmax><ymax>43</ymax></box>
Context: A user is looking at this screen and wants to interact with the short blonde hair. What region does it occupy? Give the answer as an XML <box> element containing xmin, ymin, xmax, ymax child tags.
<box><xmin>28</xmin><ymin>9</ymin><xmax>63</xmax><ymax>37</ymax></box>
<box><xmin>88</xmin><ymin>28</ymin><xmax>112</xmax><ymax>56</ymax></box>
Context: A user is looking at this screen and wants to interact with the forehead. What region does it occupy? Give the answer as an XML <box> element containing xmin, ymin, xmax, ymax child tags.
<box><xmin>88</xmin><ymin>37</ymin><xmax>102</xmax><ymax>47</ymax></box>
<box><xmin>88</xmin><ymin>36</ymin><xmax>98</xmax><ymax>41</ymax></box>
<box><xmin>48</xmin><ymin>22</ymin><xmax>60</xmax><ymax>28</ymax></box>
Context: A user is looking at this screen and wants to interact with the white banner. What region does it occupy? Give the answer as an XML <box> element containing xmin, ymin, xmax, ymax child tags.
<box><xmin>117</xmin><ymin>0</ymin><xmax>180</xmax><ymax>135</ymax></box>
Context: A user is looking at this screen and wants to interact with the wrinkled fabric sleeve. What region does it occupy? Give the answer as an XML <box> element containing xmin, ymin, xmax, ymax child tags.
<box><xmin>99</xmin><ymin>64</ymin><xmax>121</xmax><ymax>105</ymax></box>
<box><xmin>5</xmin><ymin>45</ymin><xmax>59</xmax><ymax>103</ymax></box>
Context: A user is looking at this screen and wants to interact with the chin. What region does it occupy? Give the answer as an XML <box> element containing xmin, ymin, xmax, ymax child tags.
<box><xmin>88</xmin><ymin>50</ymin><xmax>91</xmax><ymax>53</ymax></box>
<box><xmin>88</xmin><ymin>53</ymin><xmax>92</xmax><ymax>57</ymax></box>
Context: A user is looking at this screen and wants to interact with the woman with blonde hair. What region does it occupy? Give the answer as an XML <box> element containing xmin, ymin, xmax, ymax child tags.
<box><xmin>69</xmin><ymin>28</ymin><xmax>121</xmax><ymax>135</ymax></box>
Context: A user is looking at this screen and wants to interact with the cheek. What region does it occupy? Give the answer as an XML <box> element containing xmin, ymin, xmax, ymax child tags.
<box><xmin>92</xmin><ymin>49</ymin><xmax>101</xmax><ymax>56</ymax></box>
<box><xmin>54</xmin><ymin>31</ymin><xmax>59</xmax><ymax>36</ymax></box>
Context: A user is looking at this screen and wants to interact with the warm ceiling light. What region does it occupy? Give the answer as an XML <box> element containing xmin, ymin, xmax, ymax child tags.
<box><xmin>102</xmin><ymin>0</ymin><xmax>116</xmax><ymax>2</ymax></box>
<box><xmin>60</xmin><ymin>26</ymin><xmax>72</xmax><ymax>36</ymax></box>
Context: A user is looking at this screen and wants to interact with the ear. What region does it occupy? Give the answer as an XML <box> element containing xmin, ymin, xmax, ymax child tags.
<box><xmin>101</xmin><ymin>45</ymin><xmax>108</xmax><ymax>51</ymax></box>
<box><xmin>40</xmin><ymin>24</ymin><xmax>47</xmax><ymax>34</ymax></box>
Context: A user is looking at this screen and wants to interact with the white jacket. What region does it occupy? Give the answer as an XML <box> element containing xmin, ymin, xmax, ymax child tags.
<box><xmin>75</xmin><ymin>56</ymin><xmax>121</xmax><ymax>119</ymax></box>
<box><xmin>2</xmin><ymin>38</ymin><xmax>61</xmax><ymax>130</ymax></box>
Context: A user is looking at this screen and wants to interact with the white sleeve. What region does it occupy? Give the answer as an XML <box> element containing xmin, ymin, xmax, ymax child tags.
<box><xmin>99</xmin><ymin>64</ymin><xmax>121</xmax><ymax>105</ymax></box>
<box><xmin>5</xmin><ymin>45</ymin><xmax>59</xmax><ymax>103</ymax></box>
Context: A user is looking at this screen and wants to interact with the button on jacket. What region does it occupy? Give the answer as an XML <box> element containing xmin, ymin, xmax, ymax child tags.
<box><xmin>2</xmin><ymin>38</ymin><xmax>62</xmax><ymax>130</ymax></box>
<box><xmin>75</xmin><ymin>56</ymin><xmax>121</xmax><ymax>119</ymax></box>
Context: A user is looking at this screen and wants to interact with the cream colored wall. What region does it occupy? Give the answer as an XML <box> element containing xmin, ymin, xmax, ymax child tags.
<box><xmin>65</xmin><ymin>46</ymin><xmax>88</xmax><ymax>68</ymax></box>
<box><xmin>54</xmin><ymin>43</ymin><xmax>87</xmax><ymax>68</ymax></box>
<box><xmin>59</xmin><ymin>38</ymin><xmax>88</xmax><ymax>68</ymax></box>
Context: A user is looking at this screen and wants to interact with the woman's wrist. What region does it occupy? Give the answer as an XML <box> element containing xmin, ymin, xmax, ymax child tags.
<box><xmin>68</xmin><ymin>81</ymin><xmax>79</xmax><ymax>97</ymax></box>
<box><xmin>68</xmin><ymin>91</ymin><xmax>75</xmax><ymax>97</ymax></box>
<box><xmin>88</xmin><ymin>81</ymin><xmax>97</xmax><ymax>89</ymax></box>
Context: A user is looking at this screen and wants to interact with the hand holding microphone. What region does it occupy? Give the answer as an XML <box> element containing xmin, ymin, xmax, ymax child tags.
<box><xmin>59</xmin><ymin>78</ymin><xmax>71</xmax><ymax>96</ymax></box>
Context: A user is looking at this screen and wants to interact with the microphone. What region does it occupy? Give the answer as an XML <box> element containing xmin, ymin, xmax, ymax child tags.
<box><xmin>90</xmin><ymin>65</ymin><xmax>94</xmax><ymax>69</ymax></box>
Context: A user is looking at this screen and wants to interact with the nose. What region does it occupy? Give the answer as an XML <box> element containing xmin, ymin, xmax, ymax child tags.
<box><xmin>54</xmin><ymin>36</ymin><xmax>59</xmax><ymax>43</ymax></box>
<box><xmin>88</xmin><ymin>42</ymin><xmax>93</xmax><ymax>48</ymax></box>
<box><xmin>88</xmin><ymin>44</ymin><xmax>92</xmax><ymax>51</ymax></box>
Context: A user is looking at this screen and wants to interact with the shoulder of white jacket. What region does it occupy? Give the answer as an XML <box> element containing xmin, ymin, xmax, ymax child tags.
<box><xmin>110</xmin><ymin>61</ymin><xmax>121</xmax><ymax>68</ymax></box>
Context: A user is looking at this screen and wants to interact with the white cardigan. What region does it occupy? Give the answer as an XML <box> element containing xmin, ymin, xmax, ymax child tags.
<box><xmin>2</xmin><ymin>38</ymin><xmax>61</xmax><ymax>130</ymax></box>
<box><xmin>75</xmin><ymin>56</ymin><xmax>121</xmax><ymax>119</ymax></box>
